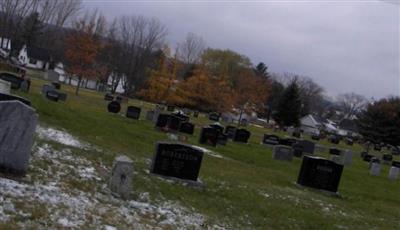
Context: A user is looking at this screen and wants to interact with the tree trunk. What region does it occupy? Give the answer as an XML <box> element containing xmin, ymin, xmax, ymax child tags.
<box><xmin>237</xmin><ymin>108</ymin><xmax>244</xmax><ymax>128</ymax></box>
<box><xmin>75</xmin><ymin>77</ymin><xmax>82</xmax><ymax>95</ymax></box>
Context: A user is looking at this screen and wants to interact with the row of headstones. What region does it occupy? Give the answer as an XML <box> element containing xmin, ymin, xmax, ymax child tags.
<box><xmin>0</xmin><ymin>73</ymin><xmax>30</xmax><ymax>92</ymax></box>
<box><xmin>361</xmin><ymin>152</ymin><xmax>400</xmax><ymax>180</ymax></box>
<box><xmin>111</xmin><ymin>141</ymin><xmax>353</xmax><ymax>198</ymax></box>
<box><xmin>0</xmin><ymin>80</ymin><xmax>37</xmax><ymax>175</ymax></box>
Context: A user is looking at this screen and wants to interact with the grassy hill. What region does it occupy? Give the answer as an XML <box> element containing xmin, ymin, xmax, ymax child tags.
<box><xmin>5</xmin><ymin>78</ymin><xmax>400</xmax><ymax>229</ymax></box>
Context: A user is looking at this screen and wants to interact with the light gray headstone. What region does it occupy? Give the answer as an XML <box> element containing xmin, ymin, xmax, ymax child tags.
<box><xmin>388</xmin><ymin>167</ymin><xmax>399</xmax><ymax>181</ymax></box>
<box><xmin>0</xmin><ymin>79</ymin><xmax>11</xmax><ymax>94</ymax></box>
<box><xmin>146</xmin><ymin>110</ymin><xmax>154</xmax><ymax>121</ymax></box>
<box><xmin>369</xmin><ymin>163</ymin><xmax>381</xmax><ymax>176</ymax></box>
<box><xmin>109</xmin><ymin>155</ymin><xmax>133</xmax><ymax>199</ymax></box>
<box><xmin>42</xmin><ymin>84</ymin><xmax>55</xmax><ymax>96</ymax></box>
<box><xmin>0</xmin><ymin>101</ymin><xmax>38</xmax><ymax>175</ymax></box>
<box><xmin>332</xmin><ymin>150</ymin><xmax>352</xmax><ymax>166</ymax></box>
<box><xmin>152</xmin><ymin>106</ymin><xmax>161</xmax><ymax>123</ymax></box>
<box><xmin>272</xmin><ymin>145</ymin><xmax>293</xmax><ymax>162</ymax></box>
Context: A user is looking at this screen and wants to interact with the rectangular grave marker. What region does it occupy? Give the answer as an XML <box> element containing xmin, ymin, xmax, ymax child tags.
<box><xmin>273</xmin><ymin>145</ymin><xmax>293</xmax><ymax>161</ymax></box>
<box><xmin>297</xmin><ymin>156</ymin><xmax>343</xmax><ymax>193</ymax></box>
<box><xmin>0</xmin><ymin>101</ymin><xmax>38</xmax><ymax>175</ymax></box>
<box><xmin>199</xmin><ymin>126</ymin><xmax>218</xmax><ymax>147</ymax></box>
<box><xmin>233</xmin><ymin>129</ymin><xmax>251</xmax><ymax>143</ymax></box>
<box><xmin>126</xmin><ymin>106</ymin><xmax>141</xmax><ymax>120</ymax></box>
<box><xmin>150</xmin><ymin>142</ymin><xmax>204</xmax><ymax>181</ymax></box>
<box><xmin>263</xmin><ymin>134</ymin><xmax>280</xmax><ymax>145</ymax></box>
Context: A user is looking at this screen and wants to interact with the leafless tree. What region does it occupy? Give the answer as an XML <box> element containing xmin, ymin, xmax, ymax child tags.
<box><xmin>117</xmin><ymin>15</ymin><xmax>167</xmax><ymax>95</ymax></box>
<box><xmin>336</xmin><ymin>92</ymin><xmax>367</xmax><ymax>119</ymax></box>
<box><xmin>177</xmin><ymin>32</ymin><xmax>205</xmax><ymax>65</ymax></box>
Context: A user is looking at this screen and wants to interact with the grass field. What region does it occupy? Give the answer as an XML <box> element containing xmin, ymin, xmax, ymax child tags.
<box><xmin>10</xmin><ymin>77</ymin><xmax>400</xmax><ymax>229</ymax></box>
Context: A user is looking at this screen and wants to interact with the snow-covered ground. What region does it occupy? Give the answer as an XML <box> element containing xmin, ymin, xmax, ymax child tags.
<box><xmin>0</xmin><ymin>127</ymin><xmax>225</xmax><ymax>229</ymax></box>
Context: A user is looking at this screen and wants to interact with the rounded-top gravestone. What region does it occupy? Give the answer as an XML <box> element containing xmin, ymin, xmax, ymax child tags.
<box><xmin>108</xmin><ymin>101</ymin><xmax>121</xmax><ymax>113</ymax></box>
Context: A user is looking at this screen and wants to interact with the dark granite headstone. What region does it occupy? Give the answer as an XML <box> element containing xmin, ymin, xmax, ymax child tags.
<box><xmin>208</xmin><ymin>112</ymin><xmax>220</xmax><ymax>121</ymax></box>
<box><xmin>382</xmin><ymin>154</ymin><xmax>393</xmax><ymax>162</ymax></box>
<box><xmin>193</xmin><ymin>111</ymin><xmax>199</xmax><ymax>118</ymax></box>
<box><xmin>225</xmin><ymin>125</ymin><xmax>237</xmax><ymax>139</ymax></box>
<box><xmin>42</xmin><ymin>84</ymin><xmax>55</xmax><ymax>96</ymax></box>
<box><xmin>150</xmin><ymin>142</ymin><xmax>204</xmax><ymax>181</ymax></box>
<box><xmin>104</xmin><ymin>93</ymin><xmax>114</xmax><ymax>101</ymax></box>
<box><xmin>363</xmin><ymin>154</ymin><xmax>374</xmax><ymax>162</ymax></box>
<box><xmin>116</xmin><ymin>96</ymin><xmax>123</xmax><ymax>104</ymax></box>
<box><xmin>179</xmin><ymin>122</ymin><xmax>195</xmax><ymax>135</ymax></box>
<box><xmin>0</xmin><ymin>73</ymin><xmax>23</xmax><ymax>90</ymax></box>
<box><xmin>167</xmin><ymin>115</ymin><xmax>182</xmax><ymax>131</ymax></box>
<box><xmin>233</xmin><ymin>129</ymin><xmax>251</xmax><ymax>143</ymax></box>
<box><xmin>263</xmin><ymin>134</ymin><xmax>280</xmax><ymax>145</ymax></box>
<box><xmin>58</xmin><ymin>92</ymin><xmax>68</xmax><ymax>102</ymax></box>
<box><xmin>273</xmin><ymin>145</ymin><xmax>294</xmax><ymax>161</ymax></box>
<box><xmin>345</xmin><ymin>138</ymin><xmax>354</xmax><ymax>146</ymax></box>
<box><xmin>297</xmin><ymin>156</ymin><xmax>343</xmax><ymax>193</ymax></box>
<box><xmin>126</xmin><ymin>106</ymin><xmax>141</xmax><ymax>120</ymax></box>
<box><xmin>292</xmin><ymin>144</ymin><xmax>303</xmax><ymax>157</ymax></box>
<box><xmin>329</xmin><ymin>148</ymin><xmax>341</xmax><ymax>155</ymax></box>
<box><xmin>0</xmin><ymin>93</ymin><xmax>31</xmax><ymax>106</ymax></box>
<box><xmin>210</xmin><ymin>124</ymin><xmax>224</xmax><ymax>134</ymax></box>
<box><xmin>374</xmin><ymin>144</ymin><xmax>382</xmax><ymax>151</ymax></box>
<box><xmin>217</xmin><ymin>133</ymin><xmax>228</xmax><ymax>146</ymax></box>
<box><xmin>173</xmin><ymin>112</ymin><xmax>190</xmax><ymax>122</ymax></box>
<box><xmin>329</xmin><ymin>136</ymin><xmax>340</xmax><ymax>144</ymax></box>
<box><xmin>311</xmin><ymin>134</ymin><xmax>320</xmax><ymax>141</ymax></box>
<box><xmin>20</xmin><ymin>80</ymin><xmax>30</xmax><ymax>92</ymax></box>
<box><xmin>279</xmin><ymin>138</ymin><xmax>297</xmax><ymax>147</ymax></box>
<box><xmin>52</xmin><ymin>82</ymin><xmax>61</xmax><ymax>90</ymax></box>
<box><xmin>46</xmin><ymin>90</ymin><xmax>59</xmax><ymax>102</ymax></box>
<box><xmin>292</xmin><ymin>130</ymin><xmax>301</xmax><ymax>138</ymax></box>
<box><xmin>199</xmin><ymin>126</ymin><xmax>218</xmax><ymax>147</ymax></box>
<box><xmin>155</xmin><ymin>114</ymin><xmax>171</xmax><ymax>129</ymax></box>
<box><xmin>392</xmin><ymin>161</ymin><xmax>400</xmax><ymax>168</ymax></box>
<box><xmin>107</xmin><ymin>101</ymin><xmax>121</xmax><ymax>113</ymax></box>
<box><xmin>297</xmin><ymin>140</ymin><xmax>315</xmax><ymax>155</ymax></box>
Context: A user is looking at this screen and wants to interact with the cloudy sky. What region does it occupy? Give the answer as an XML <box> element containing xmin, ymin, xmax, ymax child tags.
<box><xmin>84</xmin><ymin>0</ymin><xmax>399</xmax><ymax>99</ymax></box>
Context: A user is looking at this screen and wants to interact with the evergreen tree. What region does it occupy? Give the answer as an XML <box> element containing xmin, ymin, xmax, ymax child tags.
<box><xmin>254</xmin><ymin>62</ymin><xmax>270</xmax><ymax>79</ymax></box>
<box><xmin>357</xmin><ymin>97</ymin><xmax>400</xmax><ymax>146</ymax></box>
<box><xmin>273</xmin><ymin>79</ymin><xmax>302</xmax><ymax>127</ymax></box>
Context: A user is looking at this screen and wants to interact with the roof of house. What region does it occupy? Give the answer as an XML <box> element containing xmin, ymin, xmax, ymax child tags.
<box><xmin>26</xmin><ymin>46</ymin><xmax>50</xmax><ymax>61</ymax></box>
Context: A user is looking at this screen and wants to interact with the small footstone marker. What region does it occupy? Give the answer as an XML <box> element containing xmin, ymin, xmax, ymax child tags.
<box><xmin>0</xmin><ymin>101</ymin><xmax>38</xmax><ymax>175</ymax></box>
<box><xmin>109</xmin><ymin>155</ymin><xmax>134</xmax><ymax>199</ymax></box>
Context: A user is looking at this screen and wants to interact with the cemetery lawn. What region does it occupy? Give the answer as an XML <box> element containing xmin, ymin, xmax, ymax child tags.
<box><xmin>10</xmin><ymin>78</ymin><xmax>400</xmax><ymax>229</ymax></box>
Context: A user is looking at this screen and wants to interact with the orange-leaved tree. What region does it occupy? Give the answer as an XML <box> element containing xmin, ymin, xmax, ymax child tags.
<box><xmin>138</xmin><ymin>55</ymin><xmax>185</xmax><ymax>105</ymax></box>
<box><xmin>65</xmin><ymin>12</ymin><xmax>106</xmax><ymax>95</ymax></box>
<box><xmin>232</xmin><ymin>69</ymin><xmax>270</xmax><ymax>123</ymax></box>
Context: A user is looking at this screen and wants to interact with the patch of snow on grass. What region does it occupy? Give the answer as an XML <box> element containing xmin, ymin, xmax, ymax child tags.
<box><xmin>0</xmin><ymin>141</ymin><xmax>223</xmax><ymax>229</ymax></box>
<box><xmin>35</xmin><ymin>125</ymin><xmax>90</xmax><ymax>149</ymax></box>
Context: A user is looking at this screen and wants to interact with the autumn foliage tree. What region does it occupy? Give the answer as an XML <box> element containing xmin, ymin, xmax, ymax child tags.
<box><xmin>65</xmin><ymin>12</ymin><xmax>106</xmax><ymax>95</ymax></box>
<box><xmin>138</xmin><ymin>55</ymin><xmax>185</xmax><ymax>105</ymax></box>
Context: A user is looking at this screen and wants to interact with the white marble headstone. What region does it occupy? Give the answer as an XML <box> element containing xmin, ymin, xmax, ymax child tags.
<box><xmin>369</xmin><ymin>163</ymin><xmax>381</xmax><ymax>176</ymax></box>
<box><xmin>109</xmin><ymin>155</ymin><xmax>134</xmax><ymax>199</ymax></box>
<box><xmin>388</xmin><ymin>167</ymin><xmax>399</xmax><ymax>181</ymax></box>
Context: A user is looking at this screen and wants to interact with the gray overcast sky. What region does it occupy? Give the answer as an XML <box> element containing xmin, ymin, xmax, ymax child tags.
<box><xmin>84</xmin><ymin>0</ymin><xmax>399</xmax><ymax>99</ymax></box>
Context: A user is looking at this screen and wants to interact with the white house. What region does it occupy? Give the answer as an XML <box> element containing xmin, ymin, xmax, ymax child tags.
<box><xmin>18</xmin><ymin>45</ymin><xmax>50</xmax><ymax>70</ymax></box>
<box><xmin>54</xmin><ymin>62</ymin><xmax>66</xmax><ymax>81</ymax></box>
<box><xmin>0</xmin><ymin>37</ymin><xmax>11</xmax><ymax>58</ymax></box>
<box><xmin>300</xmin><ymin>115</ymin><xmax>323</xmax><ymax>135</ymax></box>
